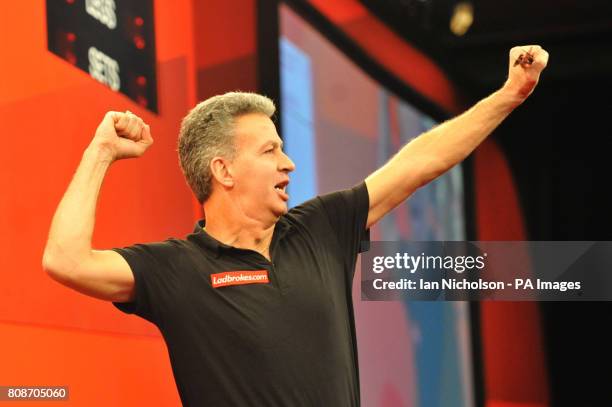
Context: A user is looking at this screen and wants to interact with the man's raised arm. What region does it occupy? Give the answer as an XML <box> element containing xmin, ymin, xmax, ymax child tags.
<box><xmin>42</xmin><ymin>111</ymin><xmax>153</xmax><ymax>302</ymax></box>
<box><xmin>365</xmin><ymin>45</ymin><xmax>549</xmax><ymax>229</ymax></box>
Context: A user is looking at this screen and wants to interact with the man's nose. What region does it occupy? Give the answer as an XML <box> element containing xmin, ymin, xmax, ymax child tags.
<box><xmin>280</xmin><ymin>151</ymin><xmax>296</xmax><ymax>172</ymax></box>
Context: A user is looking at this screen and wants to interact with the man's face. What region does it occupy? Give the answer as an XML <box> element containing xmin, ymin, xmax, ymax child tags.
<box><xmin>228</xmin><ymin>113</ymin><xmax>296</xmax><ymax>222</ymax></box>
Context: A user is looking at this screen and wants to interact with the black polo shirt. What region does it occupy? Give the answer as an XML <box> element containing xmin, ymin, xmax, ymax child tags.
<box><xmin>112</xmin><ymin>182</ymin><xmax>370</xmax><ymax>407</ymax></box>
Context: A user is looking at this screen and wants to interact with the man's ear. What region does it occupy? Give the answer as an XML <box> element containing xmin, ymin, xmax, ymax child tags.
<box><xmin>210</xmin><ymin>157</ymin><xmax>234</xmax><ymax>188</ymax></box>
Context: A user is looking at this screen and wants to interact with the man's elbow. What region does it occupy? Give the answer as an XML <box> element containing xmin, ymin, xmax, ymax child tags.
<box><xmin>42</xmin><ymin>249</ymin><xmax>67</xmax><ymax>282</ymax></box>
<box><xmin>42</xmin><ymin>247</ymin><xmax>83</xmax><ymax>285</ymax></box>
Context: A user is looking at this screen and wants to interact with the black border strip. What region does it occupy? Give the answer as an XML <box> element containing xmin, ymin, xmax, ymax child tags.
<box><xmin>257</xmin><ymin>0</ymin><xmax>281</xmax><ymax>119</ymax></box>
<box><xmin>463</xmin><ymin>155</ymin><xmax>485</xmax><ymax>407</ymax></box>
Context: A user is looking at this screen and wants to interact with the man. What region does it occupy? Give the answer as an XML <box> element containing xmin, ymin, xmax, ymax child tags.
<box><xmin>43</xmin><ymin>46</ymin><xmax>548</xmax><ymax>406</ymax></box>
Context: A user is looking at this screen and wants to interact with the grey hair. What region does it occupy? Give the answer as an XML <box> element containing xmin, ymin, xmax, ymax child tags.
<box><xmin>178</xmin><ymin>91</ymin><xmax>276</xmax><ymax>204</ymax></box>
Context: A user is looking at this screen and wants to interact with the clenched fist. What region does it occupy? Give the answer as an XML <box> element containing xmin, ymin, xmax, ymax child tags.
<box><xmin>90</xmin><ymin>110</ymin><xmax>154</xmax><ymax>162</ymax></box>
<box><xmin>503</xmin><ymin>45</ymin><xmax>549</xmax><ymax>100</ymax></box>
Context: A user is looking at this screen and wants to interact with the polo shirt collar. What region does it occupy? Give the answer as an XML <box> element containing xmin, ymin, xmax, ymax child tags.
<box><xmin>190</xmin><ymin>217</ymin><xmax>291</xmax><ymax>257</ymax></box>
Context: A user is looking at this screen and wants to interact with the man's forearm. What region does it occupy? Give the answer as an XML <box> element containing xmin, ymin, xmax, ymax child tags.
<box><xmin>397</xmin><ymin>87</ymin><xmax>523</xmax><ymax>184</ymax></box>
<box><xmin>43</xmin><ymin>144</ymin><xmax>113</xmax><ymax>273</ymax></box>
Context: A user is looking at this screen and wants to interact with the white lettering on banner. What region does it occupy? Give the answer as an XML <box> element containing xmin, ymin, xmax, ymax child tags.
<box><xmin>85</xmin><ymin>0</ymin><xmax>117</xmax><ymax>29</ymax></box>
<box><xmin>371</xmin><ymin>253</ymin><xmax>487</xmax><ymax>274</ymax></box>
<box><xmin>372</xmin><ymin>278</ymin><xmax>505</xmax><ymax>290</ymax></box>
<box><xmin>88</xmin><ymin>47</ymin><xmax>120</xmax><ymax>91</ymax></box>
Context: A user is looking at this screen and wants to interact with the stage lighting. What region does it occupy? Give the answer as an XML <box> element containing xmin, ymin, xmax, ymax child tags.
<box><xmin>449</xmin><ymin>1</ymin><xmax>473</xmax><ymax>36</ymax></box>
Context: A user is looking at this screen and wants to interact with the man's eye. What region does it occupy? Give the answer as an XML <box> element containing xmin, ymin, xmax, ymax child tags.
<box><xmin>265</xmin><ymin>148</ymin><xmax>274</xmax><ymax>153</ymax></box>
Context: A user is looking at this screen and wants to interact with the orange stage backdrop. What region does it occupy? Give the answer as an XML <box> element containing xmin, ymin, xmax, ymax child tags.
<box><xmin>1</xmin><ymin>0</ymin><xmax>202</xmax><ymax>405</ymax></box>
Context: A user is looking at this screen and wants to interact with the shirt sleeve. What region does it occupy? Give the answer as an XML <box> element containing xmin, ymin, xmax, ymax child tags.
<box><xmin>317</xmin><ymin>182</ymin><xmax>371</xmax><ymax>275</ymax></box>
<box><xmin>111</xmin><ymin>241</ymin><xmax>182</xmax><ymax>327</ymax></box>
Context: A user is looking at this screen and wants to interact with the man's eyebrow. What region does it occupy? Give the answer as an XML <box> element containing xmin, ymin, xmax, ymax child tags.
<box><xmin>261</xmin><ymin>140</ymin><xmax>284</xmax><ymax>149</ymax></box>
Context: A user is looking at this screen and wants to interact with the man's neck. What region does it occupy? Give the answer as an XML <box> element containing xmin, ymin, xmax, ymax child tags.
<box><xmin>205</xmin><ymin>220</ymin><xmax>275</xmax><ymax>260</ymax></box>
<box><xmin>203</xmin><ymin>196</ymin><xmax>278</xmax><ymax>261</ymax></box>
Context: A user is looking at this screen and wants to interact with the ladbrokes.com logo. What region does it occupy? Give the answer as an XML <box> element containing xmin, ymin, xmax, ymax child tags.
<box><xmin>211</xmin><ymin>270</ymin><xmax>269</xmax><ymax>288</ymax></box>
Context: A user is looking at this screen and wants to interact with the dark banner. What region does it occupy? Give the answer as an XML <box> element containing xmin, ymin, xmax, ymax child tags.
<box><xmin>361</xmin><ymin>241</ymin><xmax>612</xmax><ymax>301</ymax></box>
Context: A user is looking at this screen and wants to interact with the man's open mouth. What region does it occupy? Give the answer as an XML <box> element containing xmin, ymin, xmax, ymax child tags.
<box><xmin>274</xmin><ymin>180</ymin><xmax>289</xmax><ymax>193</ymax></box>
